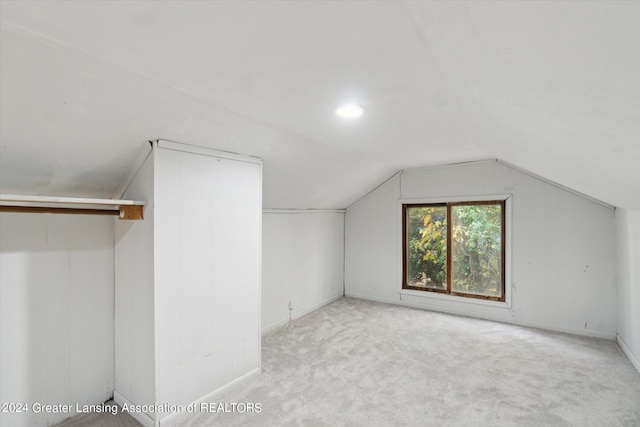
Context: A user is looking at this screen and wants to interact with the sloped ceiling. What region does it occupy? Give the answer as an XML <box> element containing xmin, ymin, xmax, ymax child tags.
<box><xmin>1</xmin><ymin>1</ymin><xmax>638</xmax><ymax>209</ymax></box>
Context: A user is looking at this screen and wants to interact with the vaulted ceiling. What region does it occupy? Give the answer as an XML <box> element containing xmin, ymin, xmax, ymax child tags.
<box><xmin>1</xmin><ymin>1</ymin><xmax>638</xmax><ymax>209</ymax></box>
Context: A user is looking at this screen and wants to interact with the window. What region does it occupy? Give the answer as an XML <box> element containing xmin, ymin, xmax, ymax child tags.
<box><xmin>402</xmin><ymin>200</ymin><xmax>505</xmax><ymax>301</ymax></box>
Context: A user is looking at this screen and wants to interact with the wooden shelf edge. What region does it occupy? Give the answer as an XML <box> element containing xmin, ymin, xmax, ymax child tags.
<box><xmin>0</xmin><ymin>194</ymin><xmax>145</xmax><ymax>220</ymax></box>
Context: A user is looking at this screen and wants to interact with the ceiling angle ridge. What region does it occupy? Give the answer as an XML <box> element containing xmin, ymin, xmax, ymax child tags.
<box><xmin>495</xmin><ymin>159</ymin><xmax>615</xmax><ymax>210</ymax></box>
<box><xmin>111</xmin><ymin>141</ymin><xmax>154</xmax><ymax>200</ymax></box>
<box><xmin>345</xmin><ymin>170</ymin><xmax>403</xmax><ymax>212</ymax></box>
<box><xmin>400</xmin><ymin>159</ymin><xmax>499</xmax><ymax>175</ymax></box>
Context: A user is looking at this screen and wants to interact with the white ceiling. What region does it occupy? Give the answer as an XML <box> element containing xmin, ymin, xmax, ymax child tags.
<box><xmin>1</xmin><ymin>1</ymin><xmax>638</xmax><ymax>209</ymax></box>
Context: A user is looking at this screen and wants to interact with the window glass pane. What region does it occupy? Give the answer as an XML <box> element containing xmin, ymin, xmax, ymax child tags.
<box><xmin>451</xmin><ymin>204</ymin><xmax>502</xmax><ymax>298</ymax></box>
<box><xmin>406</xmin><ymin>206</ymin><xmax>447</xmax><ymax>290</ymax></box>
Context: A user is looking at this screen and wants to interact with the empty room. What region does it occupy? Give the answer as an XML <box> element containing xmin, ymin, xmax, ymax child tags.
<box><xmin>1</xmin><ymin>1</ymin><xmax>639</xmax><ymax>426</ymax></box>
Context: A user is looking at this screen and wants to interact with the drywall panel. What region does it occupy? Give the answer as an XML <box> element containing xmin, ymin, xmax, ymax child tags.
<box><xmin>262</xmin><ymin>212</ymin><xmax>345</xmax><ymax>333</ymax></box>
<box><xmin>345</xmin><ymin>161</ymin><xmax>616</xmax><ymax>339</ymax></box>
<box><xmin>154</xmin><ymin>147</ymin><xmax>261</xmax><ymax>416</ymax></box>
<box><xmin>616</xmin><ymin>208</ymin><xmax>640</xmax><ymax>371</ymax></box>
<box><xmin>345</xmin><ymin>174</ymin><xmax>401</xmax><ymax>304</ymax></box>
<box><xmin>114</xmin><ymin>153</ymin><xmax>156</xmax><ymax>424</ymax></box>
<box><xmin>0</xmin><ymin>213</ymin><xmax>114</xmax><ymax>427</ymax></box>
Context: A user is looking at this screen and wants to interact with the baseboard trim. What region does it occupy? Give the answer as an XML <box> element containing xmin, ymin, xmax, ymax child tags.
<box><xmin>261</xmin><ymin>294</ymin><xmax>343</xmax><ymax>335</ymax></box>
<box><xmin>345</xmin><ymin>292</ymin><xmax>617</xmax><ymax>340</ymax></box>
<box><xmin>344</xmin><ymin>292</ymin><xmax>393</xmax><ymax>306</ymax></box>
<box><xmin>157</xmin><ymin>367</ymin><xmax>261</xmax><ymax>427</ymax></box>
<box><xmin>113</xmin><ymin>391</ymin><xmax>155</xmax><ymax>427</ymax></box>
<box><xmin>617</xmin><ymin>334</ymin><xmax>640</xmax><ymax>373</ymax></box>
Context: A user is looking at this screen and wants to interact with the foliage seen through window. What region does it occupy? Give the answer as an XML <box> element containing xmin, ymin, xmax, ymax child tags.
<box><xmin>403</xmin><ymin>201</ymin><xmax>505</xmax><ymax>301</ymax></box>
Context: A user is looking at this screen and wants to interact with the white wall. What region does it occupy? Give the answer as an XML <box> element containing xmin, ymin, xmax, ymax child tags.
<box><xmin>114</xmin><ymin>152</ymin><xmax>156</xmax><ymax>425</ymax></box>
<box><xmin>153</xmin><ymin>146</ymin><xmax>262</xmax><ymax>417</ymax></box>
<box><xmin>262</xmin><ymin>212</ymin><xmax>344</xmax><ymax>334</ymax></box>
<box><xmin>115</xmin><ymin>142</ymin><xmax>262</xmax><ymax>426</ymax></box>
<box><xmin>345</xmin><ymin>161</ymin><xmax>617</xmax><ymax>339</ymax></box>
<box><xmin>0</xmin><ymin>213</ymin><xmax>114</xmax><ymax>427</ymax></box>
<box><xmin>616</xmin><ymin>208</ymin><xmax>640</xmax><ymax>372</ymax></box>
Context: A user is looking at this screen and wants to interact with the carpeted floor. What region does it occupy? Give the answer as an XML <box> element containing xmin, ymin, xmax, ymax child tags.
<box><xmin>58</xmin><ymin>297</ymin><xmax>640</xmax><ymax>426</ymax></box>
<box><xmin>54</xmin><ymin>401</ymin><xmax>140</xmax><ymax>427</ymax></box>
<box><xmin>183</xmin><ymin>297</ymin><xmax>640</xmax><ymax>426</ymax></box>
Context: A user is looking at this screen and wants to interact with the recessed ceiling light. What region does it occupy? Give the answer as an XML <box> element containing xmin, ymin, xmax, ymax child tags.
<box><xmin>335</xmin><ymin>104</ymin><xmax>365</xmax><ymax>118</ymax></box>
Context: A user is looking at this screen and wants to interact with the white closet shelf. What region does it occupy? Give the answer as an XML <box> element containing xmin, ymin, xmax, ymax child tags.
<box><xmin>0</xmin><ymin>194</ymin><xmax>146</xmax><ymax>220</ymax></box>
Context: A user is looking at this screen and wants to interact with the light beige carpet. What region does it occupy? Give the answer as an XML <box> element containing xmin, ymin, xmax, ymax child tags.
<box><xmin>59</xmin><ymin>297</ymin><xmax>640</xmax><ymax>426</ymax></box>
<box><xmin>183</xmin><ymin>297</ymin><xmax>640</xmax><ymax>426</ymax></box>
<box><xmin>54</xmin><ymin>401</ymin><xmax>139</xmax><ymax>427</ymax></box>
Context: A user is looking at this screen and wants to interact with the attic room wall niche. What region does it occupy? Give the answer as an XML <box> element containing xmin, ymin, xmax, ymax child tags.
<box><xmin>345</xmin><ymin>160</ymin><xmax>617</xmax><ymax>339</ymax></box>
<box><xmin>0</xmin><ymin>213</ymin><xmax>114</xmax><ymax>427</ymax></box>
<box><xmin>262</xmin><ymin>211</ymin><xmax>344</xmax><ymax>334</ymax></box>
<box><xmin>115</xmin><ymin>140</ymin><xmax>262</xmax><ymax>427</ymax></box>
